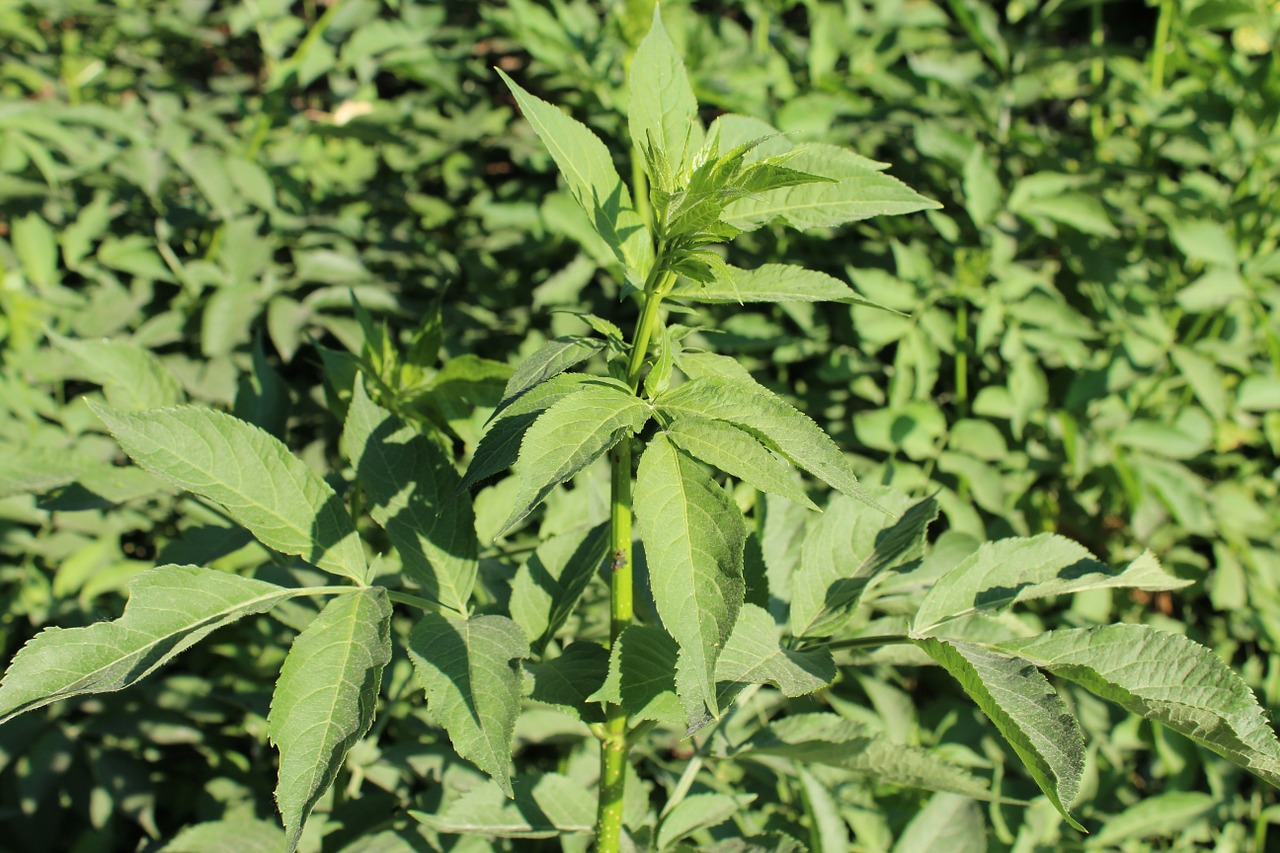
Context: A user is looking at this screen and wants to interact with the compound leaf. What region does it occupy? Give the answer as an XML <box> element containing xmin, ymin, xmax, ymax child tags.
<box><xmin>342</xmin><ymin>382</ymin><xmax>476</xmax><ymax>613</ymax></box>
<box><xmin>665</xmin><ymin>417</ymin><xmax>818</xmax><ymax>510</ymax></box>
<box><xmin>0</xmin><ymin>566</ymin><xmax>294</xmax><ymax>724</ymax></box>
<box><xmin>408</xmin><ymin>613</ymin><xmax>528</xmax><ymax>795</ymax></box>
<box><xmin>715</xmin><ymin>603</ymin><xmax>834</xmax><ymax>699</ymax></box>
<box><xmin>493</xmin><ymin>336</ymin><xmax>604</xmax><ymax>421</ymax></box>
<box><xmin>89</xmin><ymin>402</ymin><xmax>368</xmax><ymax>584</ymax></box>
<box><xmin>916</xmin><ymin>637</ymin><xmax>1085</xmax><ymax>830</ymax></box>
<box><xmin>269</xmin><ymin>588</ymin><xmax>392</xmax><ymax>852</ymax></box>
<box><xmin>997</xmin><ymin>624</ymin><xmax>1280</xmax><ymax>789</ymax></box>
<box><xmin>635</xmin><ymin>434</ymin><xmax>745</xmax><ymax>720</ymax></box>
<box><xmin>655</xmin><ymin>377</ymin><xmax>885</xmax><ymax>512</ymax></box>
<box><xmin>913</xmin><ymin>536</ymin><xmax>1190</xmax><ymax>635</ymax></box>
<box><xmin>499</xmin><ymin>383</ymin><xmax>651</xmax><ymax>535</ymax></box>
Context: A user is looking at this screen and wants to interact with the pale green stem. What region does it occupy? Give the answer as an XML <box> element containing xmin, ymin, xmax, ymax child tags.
<box><xmin>596</xmin><ymin>258</ymin><xmax>674</xmax><ymax>852</ymax></box>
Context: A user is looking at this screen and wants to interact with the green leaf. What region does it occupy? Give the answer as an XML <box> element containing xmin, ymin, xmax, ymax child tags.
<box><xmin>998</xmin><ymin>624</ymin><xmax>1280</xmax><ymax>788</ymax></box>
<box><xmin>790</xmin><ymin>492</ymin><xmax>936</xmax><ymax>638</ymax></box>
<box><xmin>720</xmin><ymin>143</ymin><xmax>939</xmax><ymax>232</ymax></box>
<box><xmin>160</xmin><ymin>815</ymin><xmax>286</xmax><ymax>853</ymax></box>
<box><xmin>493</xmin><ymin>335</ymin><xmax>605</xmax><ymax>421</ymax></box>
<box><xmin>462</xmin><ymin>373</ymin><xmax>595</xmax><ymax>491</ymax></box>
<box><xmin>891</xmin><ymin>793</ymin><xmax>986</xmax><ymax>853</ymax></box>
<box><xmin>669</xmin><ymin>264</ymin><xmax>867</xmax><ymax>305</ymax></box>
<box><xmin>1087</xmin><ymin>791</ymin><xmax>1216</xmax><ymax>847</ymax></box>
<box><xmin>55</xmin><ymin>335</ymin><xmax>186</xmax><ymax>412</ymax></box>
<box><xmin>525</xmin><ymin>642</ymin><xmax>609</xmax><ymax>723</ymax></box>
<box><xmin>497</xmin><ymin>69</ymin><xmax>653</xmax><ymax>276</ymax></box>
<box><xmin>915</xmin><ymin>638</ymin><xmax>1085</xmax><ymax>831</ymax></box>
<box><xmin>88</xmin><ymin>402</ymin><xmax>369</xmax><ymax>584</ymax></box>
<box><xmin>12</xmin><ymin>212</ymin><xmax>59</xmax><ymax>287</ymax></box>
<box><xmin>410</xmin><ymin>772</ymin><xmax>595</xmax><ymax>838</ymax></box>
<box><xmin>510</xmin><ymin>522</ymin><xmax>610</xmax><ymax>652</ymax></box>
<box><xmin>586</xmin><ymin>624</ymin><xmax>685</xmax><ymax>728</ymax></box>
<box><xmin>408</xmin><ymin>613</ymin><xmax>528</xmax><ymax>795</ymax></box>
<box><xmin>499</xmin><ymin>382</ymin><xmax>651</xmax><ymax>535</ymax></box>
<box><xmin>342</xmin><ymin>382</ymin><xmax>476</xmax><ymax>613</ymax></box>
<box><xmin>655</xmin><ymin>377</ymin><xmax>885</xmax><ymax>512</ymax></box>
<box><xmin>269</xmin><ymin>588</ymin><xmax>391</xmax><ymax>853</ymax></box>
<box><xmin>736</xmin><ymin>713</ymin><xmax>995</xmax><ymax>799</ymax></box>
<box><xmin>665</xmin><ymin>417</ymin><xmax>818</xmax><ymax>511</ymax></box>
<box><xmin>714</xmin><ymin>603</ymin><xmax>834</xmax><ymax>698</ymax></box>
<box><xmin>1239</xmin><ymin>375</ymin><xmax>1280</xmax><ymax>412</ymax></box>
<box><xmin>635</xmin><ymin>434</ymin><xmax>746</xmax><ymax>720</ymax></box>
<box><xmin>1169</xmin><ymin>218</ymin><xmax>1237</xmax><ymax>267</ymax></box>
<box><xmin>0</xmin><ymin>566</ymin><xmax>294</xmax><ymax>724</ymax></box>
<box><xmin>912</xmin><ymin>536</ymin><xmax>1189</xmax><ymax>635</ymax></box>
<box><xmin>629</xmin><ymin>5</ymin><xmax>703</xmax><ymax>171</ymax></box>
<box><xmin>657</xmin><ymin>793</ymin><xmax>753</xmax><ymax>851</ymax></box>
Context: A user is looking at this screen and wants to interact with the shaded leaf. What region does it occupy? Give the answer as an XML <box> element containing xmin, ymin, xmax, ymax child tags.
<box><xmin>408</xmin><ymin>613</ymin><xmax>528</xmax><ymax>794</ymax></box>
<box><xmin>525</xmin><ymin>642</ymin><xmax>610</xmax><ymax>724</ymax></box>
<box><xmin>510</xmin><ymin>522</ymin><xmax>610</xmax><ymax>652</ymax></box>
<box><xmin>342</xmin><ymin>382</ymin><xmax>476</xmax><ymax>613</ymax></box>
<box><xmin>269</xmin><ymin>588</ymin><xmax>392</xmax><ymax>852</ymax></box>
<box><xmin>715</xmin><ymin>603</ymin><xmax>834</xmax><ymax>699</ymax></box>
<box><xmin>410</xmin><ymin>772</ymin><xmax>594</xmax><ymax>838</ymax></box>
<box><xmin>587</xmin><ymin>624</ymin><xmax>685</xmax><ymax>728</ymax></box>
<box><xmin>913</xmin><ymin>536</ymin><xmax>1188</xmax><ymax>635</ymax></box>
<box><xmin>891</xmin><ymin>793</ymin><xmax>986</xmax><ymax>853</ymax></box>
<box><xmin>56</xmin><ymin>335</ymin><xmax>186</xmax><ymax>412</ymax></box>
<box><xmin>658</xmin><ymin>793</ymin><xmax>753</xmax><ymax>851</ymax></box>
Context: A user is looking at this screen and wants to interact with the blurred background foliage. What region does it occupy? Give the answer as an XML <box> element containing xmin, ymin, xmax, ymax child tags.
<box><xmin>0</xmin><ymin>0</ymin><xmax>1278</xmax><ymax>850</ymax></box>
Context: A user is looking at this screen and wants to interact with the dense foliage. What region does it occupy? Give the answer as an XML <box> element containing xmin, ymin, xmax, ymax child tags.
<box><xmin>1</xmin><ymin>1</ymin><xmax>1278</xmax><ymax>851</ymax></box>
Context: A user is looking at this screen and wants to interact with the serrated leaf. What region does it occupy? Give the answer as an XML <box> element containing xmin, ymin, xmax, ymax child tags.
<box><xmin>410</xmin><ymin>772</ymin><xmax>594</xmax><ymax>838</ymax></box>
<box><xmin>997</xmin><ymin>624</ymin><xmax>1280</xmax><ymax>789</ymax></box>
<box><xmin>525</xmin><ymin>642</ymin><xmax>610</xmax><ymax>724</ymax></box>
<box><xmin>56</xmin><ymin>335</ymin><xmax>186</xmax><ymax>411</ymax></box>
<box><xmin>669</xmin><ymin>264</ymin><xmax>867</xmax><ymax>305</ymax></box>
<box><xmin>791</xmin><ymin>492</ymin><xmax>936</xmax><ymax>638</ymax></box>
<box><xmin>88</xmin><ymin>402</ymin><xmax>369</xmax><ymax>584</ymax></box>
<box><xmin>655</xmin><ymin>377</ymin><xmax>885</xmax><ymax>512</ymax></box>
<box><xmin>721</xmin><ymin>143</ymin><xmax>939</xmax><ymax>232</ymax></box>
<box><xmin>462</xmin><ymin>373</ymin><xmax>596</xmax><ymax>491</ymax></box>
<box><xmin>586</xmin><ymin>624</ymin><xmax>685</xmax><ymax>728</ymax></box>
<box><xmin>342</xmin><ymin>383</ymin><xmax>476</xmax><ymax>613</ymax></box>
<box><xmin>267</xmin><ymin>587</ymin><xmax>392</xmax><ymax>853</ymax></box>
<box><xmin>715</xmin><ymin>603</ymin><xmax>834</xmax><ymax>699</ymax></box>
<box><xmin>408</xmin><ymin>613</ymin><xmax>528</xmax><ymax>794</ymax></box>
<box><xmin>737</xmin><ymin>713</ymin><xmax>994</xmax><ymax>799</ymax></box>
<box><xmin>0</xmin><ymin>567</ymin><xmax>294</xmax><ymax>724</ymax></box>
<box><xmin>510</xmin><ymin>523</ymin><xmax>610</xmax><ymax>652</ymax></box>
<box><xmin>499</xmin><ymin>383</ymin><xmax>651</xmax><ymax>535</ymax></box>
<box><xmin>657</xmin><ymin>793</ymin><xmax>753</xmax><ymax>850</ymax></box>
<box><xmin>913</xmin><ymin>536</ymin><xmax>1189</xmax><ymax>635</ymax></box>
<box><xmin>666</xmin><ymin>417</ymin><xmax>818</xmax><ymax>511</ymax></box>
<box><xmin>635</xmin><ymin>434</ymin><xmax>746</xmax><ymax>720</ymax></box>
<box><xmin>629</xmin><ymin>5</ymin><xmax>703</xmax><ymax>172</ymax></box>
<box><xmin>915</xmin><ymin>637</ymin><xmax>1084</xmax><ymax>831</ymax></box>
<box><xmin>498</xmin><ymin>69</ymin><xmax>653</xmax><ymax>275</ymax></box>
<box><xmin>493</xmin><ymin>336</ymin><xmax>604</xmax><ymax>421</ymax></box>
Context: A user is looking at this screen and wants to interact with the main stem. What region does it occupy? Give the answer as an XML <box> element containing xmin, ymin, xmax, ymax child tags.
<box><xmin>595</xmin><ymin>259</ymin><xmax>673</xmax><ymax>851</ymax></box>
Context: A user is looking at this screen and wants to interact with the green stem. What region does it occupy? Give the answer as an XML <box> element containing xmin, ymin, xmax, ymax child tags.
<box><xmin>954</xmin><ymin>298</ymin><xmax>969</xmax><ymax>418</ymax></box>
<box><xmin>596</xmin><ymin>257</ymin><xmax>672</xmax><ymax>851</ymax></box>
<box><xmin>1149</xmin><ymin>0</ymin><xmax>1175</xmax><ymax>95</ymax></box>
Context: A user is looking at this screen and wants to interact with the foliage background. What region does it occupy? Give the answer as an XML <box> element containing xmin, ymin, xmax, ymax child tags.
<box><xmin>0</xmin><ymin>0</ymin><xmax>1277</xmax><ymax>850</ymax></box>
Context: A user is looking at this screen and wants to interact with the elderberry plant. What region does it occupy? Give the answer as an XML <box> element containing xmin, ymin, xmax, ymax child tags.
<box><xmin>2</xmin><ymin>8</ymin><xmax>1279</xmax><ymax>853</ymax></box>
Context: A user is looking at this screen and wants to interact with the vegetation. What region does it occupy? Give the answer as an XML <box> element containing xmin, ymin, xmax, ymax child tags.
<box><xmin>1</xmin><ymin>1</ymin><xmax>1278</xmax><ymax>851</ymax></box>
